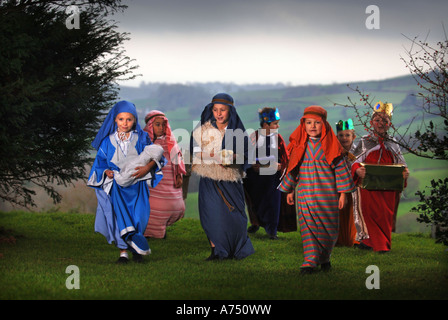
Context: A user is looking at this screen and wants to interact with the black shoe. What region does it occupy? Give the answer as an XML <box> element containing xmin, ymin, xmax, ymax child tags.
<box><xmin>300</xmin><ymin>267</ymin><xmax>315</xmax><ymax>275</ymax></box>
<box><xmin>354</xmin><ymin>242</ymin><xmax>372</xmax><ymax>250</ymax></box>
<box><xmin>116</xmin><ymin>256</ymin><xmax>129</xmax><ymax>264</ymax></box>
<box><xmin>269</xmin><ymin>234</ymin><xmax>279</xmax><ymax>240</ymax></box>
<box><xmin>205</xmin><ymin>247</ymin><xmax>219</xmax><ymax>261</ymax></box>
<box><xmin>321</xmin><ymin>262</ymin><xmax>332</xmax><ymax>272</ymax></box>
<box><xmin>247</xmin><ymin>225</ymin><xmax>259</xmax><ymax>233</ymax></box>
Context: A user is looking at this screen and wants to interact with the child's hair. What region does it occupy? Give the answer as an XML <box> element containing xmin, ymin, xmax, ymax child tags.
<box><xmin>258</xmin><ymin>107</ymin><xmax>280</xmax><ymax>127</ymax></box>
<box><xmin>337</xmin><ymin>128</ymin><xmax>356</xmax><ymax>136</ymax></box>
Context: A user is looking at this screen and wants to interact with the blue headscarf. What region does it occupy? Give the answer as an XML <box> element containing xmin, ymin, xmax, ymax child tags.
<box><xmin>91</xmin><ymin>100</ymin><xmax>149</xmax><ymax>150</ymax></box>
<box><xmin>195</xmin><ymin>93</ymin><xmax>251</xmax><ymax>171</ymax></box>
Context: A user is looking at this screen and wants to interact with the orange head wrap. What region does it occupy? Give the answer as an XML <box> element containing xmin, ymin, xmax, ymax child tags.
<box><xmin>286</xmin><ymin>105</ymin><xmax>344</xmax><ymax>174</ymax></box>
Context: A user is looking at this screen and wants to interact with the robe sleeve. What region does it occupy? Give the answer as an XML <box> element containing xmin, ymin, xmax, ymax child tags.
<box><xmin>278</xmin><ymin>171</ymin><xmax>297</xmax><ymax>193</ymax></box>
<box><xmin>278</xmin><ymin>134</ymin><xmax>289</xmax><ymax>171</ymax></box>
<box><xmin>351</xmin><ymin>162</ymin><xmax>362</xmax><ymax>185</ymax></box>
<box><xmin>87</xmin><ymin>139</ymin><xmax>113</xmax><ymax>190</ymax></box>
<box><xmin>332</xmin><ymin>157</ymin><xmax>356</xmax><ymax>193</ymax></box>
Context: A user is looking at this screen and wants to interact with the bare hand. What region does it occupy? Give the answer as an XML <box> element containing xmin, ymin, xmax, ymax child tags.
<box><xmin>356</xmin><ymin>167</ymin><xmax>366</xmax><ymax>178</ymax></box>
<box><xmin>105</xmin><ymin>169</ymin><xmax>114</xmax><ymax>179</ymax></box>
<box><xmin>286</xmin><ymin>192</ymin><xmax>294</xmax><ymax>205</ymax></box>
<box><xmin>175</xmin><ymin>174</ymin><xmax>183</xmax><ymax>188</ymax></box>
<box><xmin>338</xmin><ymin>193</ymin><xmax>346</xmax><ymax>210</ymax></box>
<box><xmin>132</xmin><ymin>160</ymin><xmax>156</xmax><ymax>179</ymax></box>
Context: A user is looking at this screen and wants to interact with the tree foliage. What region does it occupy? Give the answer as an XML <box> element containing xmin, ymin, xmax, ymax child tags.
<box><xmin>413</xmin><ymin>178</ymin><xmax>448</xmax><ymax>246</ymax></box>
<box><xmin>0</xmin><ymin>0</ymin><xmax>138</xmax><ymax>207</ymax></box>
<box><xmin>401</xmin><ymin>32</ymin><xmax>448</xmax><ymax>160</ymax></box>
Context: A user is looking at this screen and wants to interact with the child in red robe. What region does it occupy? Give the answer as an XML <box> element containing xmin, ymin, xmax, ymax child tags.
<box><xmin>351</xmin><ymin>102</ymin><xmax>410</xmax><ymax>252</ymax></box>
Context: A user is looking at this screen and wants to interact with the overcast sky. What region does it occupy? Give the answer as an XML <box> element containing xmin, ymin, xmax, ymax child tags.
<box><xmin>115</xmin><ymin>0</ymin><xmax>448</xmax><ymax>87</ymax></box>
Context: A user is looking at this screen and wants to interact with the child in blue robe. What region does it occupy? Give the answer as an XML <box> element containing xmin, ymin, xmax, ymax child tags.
<box><xmin>87</xmin><ymin>100</ymin><xmax>165</xmax><ymax>263</ymax></box>
<box><xmin>191</xmin><ymin>93</ymin><xmax>254</xmax><ymax>260</ymax></box>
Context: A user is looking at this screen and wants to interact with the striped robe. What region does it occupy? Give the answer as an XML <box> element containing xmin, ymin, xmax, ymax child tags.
<box><xmin>144</xmin><ymin>136</ymin><xmax>185</xmax><ymax>238</ymax></box>
<box><xmin>279</xmin><ymin>137</ymin><xmax>355</xmax><ymax>269</ymax></box>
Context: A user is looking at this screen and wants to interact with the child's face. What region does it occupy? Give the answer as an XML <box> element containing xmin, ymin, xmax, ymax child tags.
<box><xmin>370</xmin><ymin>113</ymin><xmax>391</xmax><ymax>136</ymax></box>
<box><xmin>212</xmin><ymin>104</ymin><xmax>230</xmax><ymax>127</ymax></box>
<box><xmin>304</xmin><ymin>118</ymin><xmax>323</xmax><ymax>138</ymax></box>
<box><xmin>115</xmin><ymin>112</ymin><xmax>135</xmax><ymax>133</ymax></box>
<box><xmin>337</xmin><ymin>130</ymin><xmax>355</xmax><ymax>150</ymax></box>
<box><xmin>152</xmin><ymin>117</ymin><xmax>166</xmax><ymax>138</ymax></box>
<box><xmin>261</xmin><ymin>120</ymin><xmax>280</xmax><ymax>135</ymax></box>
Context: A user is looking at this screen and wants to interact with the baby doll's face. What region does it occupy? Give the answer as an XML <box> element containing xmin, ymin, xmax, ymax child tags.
<box><xmin>337</xmin><ymin>130</ymin><xmax>355</xmax><ymax>151</ymax></box>
<box><xmin>262</xmin><ymin>120</ymin><xmax>280</xmax><ymax>135</ymax></box>
<box><xmin>370</xmin><ymin>113</ymin><xmax>391</xmax><ymax>136</ymax></box>
<box><xmin>304</xmin><ymin>118</ymin><xmax>323</xmax><ymax>138</ymax></box>
<box><xmin>115</xmin><ymin>112</ymin><xmax>135</xmax><ymax>133</ymax></box>
<box><xmin>212</xmin><ymin>103</ymin><xmax>230</xmax><ymax>127</ymax></box>
<box><xmin>152</xmin><ymin>117</ymin><xmax>166</xmax><ymax>138</ymax></box>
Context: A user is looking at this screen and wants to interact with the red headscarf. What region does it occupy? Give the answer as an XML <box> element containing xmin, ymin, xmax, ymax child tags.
<box><xmin>144</xmin><ymin>110</ymin><xmax>186</xmax><ymax>175</ymax></box>
<box><xmin>286</xmin><ymin>106</ymin><xmax>343</xmax><ymax>174</ymax></box>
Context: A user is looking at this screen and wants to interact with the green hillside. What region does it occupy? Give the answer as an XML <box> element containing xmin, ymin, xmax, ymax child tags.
<box><xmin>1</xmin><ymin>75</ymin><xmax>445</xmax><ymax>234</ymax></box>
<box><xmin>127</xmin><ymin>74</ymin><xmax>426</xmax><ymax>142</ymax></box>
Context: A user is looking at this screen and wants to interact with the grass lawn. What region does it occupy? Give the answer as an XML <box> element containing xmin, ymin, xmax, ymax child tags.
<box><xmin>0</xmin><ymin>211</ymin><xmax>447</xmax><ymax>301</ymax></box>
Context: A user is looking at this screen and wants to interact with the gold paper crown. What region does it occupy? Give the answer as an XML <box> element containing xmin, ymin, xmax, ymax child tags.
<box><xmin>373</xmin><ymin>101</ymin><xmax>393</xmax><ymax>118</ymax></box>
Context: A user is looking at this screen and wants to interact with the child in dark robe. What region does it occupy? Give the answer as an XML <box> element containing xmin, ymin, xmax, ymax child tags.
<box><xmin>244</xmin><ymin>107</ymin><xmax>289</xmax><ymax>240</ymax></box>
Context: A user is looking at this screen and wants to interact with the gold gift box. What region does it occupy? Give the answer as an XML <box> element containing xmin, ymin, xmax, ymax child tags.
<box><xmin>360</xmin><ymin>163</ymin><xmax>405</xmax><ymax>191</ymax></box>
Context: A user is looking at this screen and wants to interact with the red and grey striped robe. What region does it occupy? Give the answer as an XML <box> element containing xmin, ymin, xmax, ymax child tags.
<box><xmin>279</xmin><ymin>137</ymin><xmax>355</xmax><ymax>269</ymax></box>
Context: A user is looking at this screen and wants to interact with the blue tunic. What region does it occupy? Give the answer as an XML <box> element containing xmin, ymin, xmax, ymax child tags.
<box><xmin>88</xmin><ymin>131</ymin><xmax>164</xmax><ymax>255</ymax></box>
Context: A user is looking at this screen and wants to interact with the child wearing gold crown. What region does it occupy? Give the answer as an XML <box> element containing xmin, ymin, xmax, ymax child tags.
<box><xmin>351</xmin><ymin>102</ymin><xmax>410</xmax><ymax>253</ymax></box>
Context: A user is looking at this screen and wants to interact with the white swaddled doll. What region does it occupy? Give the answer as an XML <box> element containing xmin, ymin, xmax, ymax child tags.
<box><xmin>114</xmin><ymin>144</ymin><xmax>165</xmax><ymax>187</ymax></box>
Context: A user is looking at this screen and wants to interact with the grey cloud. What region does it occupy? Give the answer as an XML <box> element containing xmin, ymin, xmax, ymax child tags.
<box><xmin>117</xmin><ymin>0</ymin><xmax>448</xmax><ymax>39</ymax></box>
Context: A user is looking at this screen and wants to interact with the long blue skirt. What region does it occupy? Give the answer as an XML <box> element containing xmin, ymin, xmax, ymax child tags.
<box><xmin>94</xmin><ymin>181</ymin><xmax>151</xmax><ymax>255</ymax></box>
<box><xmin>198</xmin><ymin>177</ymin><xmax>254</xmax><ymax>259</ymax></box>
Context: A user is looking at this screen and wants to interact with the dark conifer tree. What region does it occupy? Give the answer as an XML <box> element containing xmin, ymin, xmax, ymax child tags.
<box><xmin>0</xmin><ymin>0</ymin><xmax>138</xmax><ymax>207</ymax></box>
